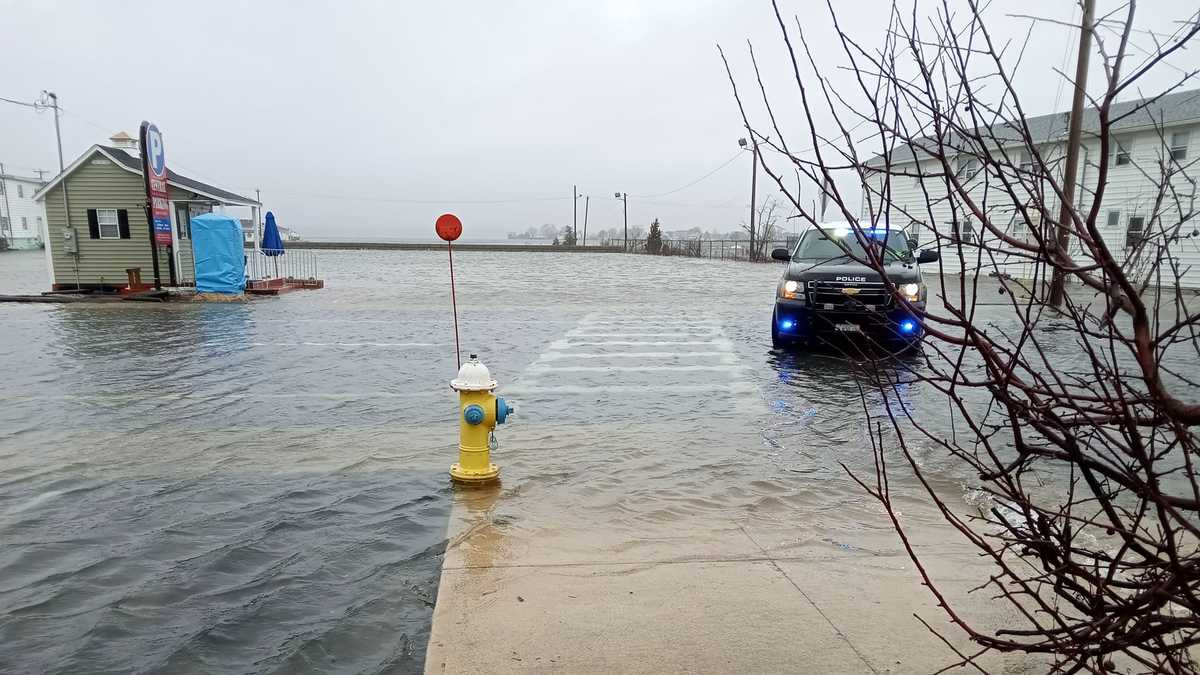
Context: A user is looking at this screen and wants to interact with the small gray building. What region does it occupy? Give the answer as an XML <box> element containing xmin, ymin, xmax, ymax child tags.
<box><xmin>34</xmin><ymin>133</ymin><xmax>260</xmax><ymax>290</ymax></box>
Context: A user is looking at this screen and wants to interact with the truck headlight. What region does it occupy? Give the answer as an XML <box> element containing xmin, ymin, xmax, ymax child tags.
<box><xmin>779</xmin><ymin>280</ymin><xmax>801</xmax><ymax>299</ymax></box>
<box><xmin>900</xmin><ymin>283</ymin><xmax>922</xmax><ymax>302</ymax></box>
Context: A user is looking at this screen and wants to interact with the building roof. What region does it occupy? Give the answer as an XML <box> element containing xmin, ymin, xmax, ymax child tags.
<box><xmin>99</xmin><ymin>146</ymin><xmax>259</xmax><ymax>205</ymax></box>
<box><xmin>109</xmin><ymin>131</ymin><xmax>134</xmax><ymax>142</ymax></box>
<box><xmin>32</xmin><ymin>145</ymin><xmax>260</xmax><ymax>207</ymax></box>
<box><xmin>869</xmin><ymin>87</ymin><xmax>1200</xmax><ymax>166</ymax></box>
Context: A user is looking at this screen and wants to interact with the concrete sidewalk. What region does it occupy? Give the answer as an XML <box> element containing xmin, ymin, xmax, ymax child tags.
<box><xmin>423</xmin><ymin>423</ymin><xmax>1041</xmax><ymax>674</ymax></box>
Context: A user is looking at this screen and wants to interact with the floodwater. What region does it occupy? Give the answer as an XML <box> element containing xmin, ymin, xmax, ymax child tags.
<box><xmin>1</xmin><ymin>248</ymin><xmax>1181</xmax><ymax>673</ymax></box>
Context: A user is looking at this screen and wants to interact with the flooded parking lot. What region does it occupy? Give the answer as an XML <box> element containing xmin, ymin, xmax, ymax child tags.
<box><xmin>0</xmin><ymin>249</ymin><xmax>1026</xmax><ymax>672</ymax></box>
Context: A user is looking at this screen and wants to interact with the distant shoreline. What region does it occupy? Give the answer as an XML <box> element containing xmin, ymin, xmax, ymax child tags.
<box><xmin>248</xmin><ymin>241</ymin><xmax>623</xmax><ymax>253</ymax></box>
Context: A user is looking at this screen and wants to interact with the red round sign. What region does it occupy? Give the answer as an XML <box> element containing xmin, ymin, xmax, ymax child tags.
<box><xmin>436</xmin><ymin>213</ymin><xmax>462</xmax><ymax>242</ymax></box>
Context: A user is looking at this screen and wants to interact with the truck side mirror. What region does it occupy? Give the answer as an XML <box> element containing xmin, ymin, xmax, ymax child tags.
<box><xmin>771</xmin><ymin>247</ymin><xmax>790</xmax><ymax>262</ymax></box>
<box><xmin>917</xmin><ymin>249</ymin><xmax>939</xmax><ymax>264</ymax></box>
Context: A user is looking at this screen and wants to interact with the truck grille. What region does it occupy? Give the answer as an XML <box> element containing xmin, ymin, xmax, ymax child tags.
<box><xmin>809</xmin><ymin>280</ymin><xmax>892</xmax><ymax>311</ymax></box>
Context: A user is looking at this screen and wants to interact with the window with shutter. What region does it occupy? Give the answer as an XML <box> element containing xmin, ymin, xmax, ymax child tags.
<box><xmin>96</xmin><ymin>209</ymin><xmax>120</xmax><ymax>239</ymax></box>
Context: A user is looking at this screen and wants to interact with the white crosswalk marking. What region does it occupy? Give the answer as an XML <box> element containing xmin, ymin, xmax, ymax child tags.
<box><xmin>510</xmin><ymin>312</ymin><xmax>761</xmax><ymax>418</ymax></box>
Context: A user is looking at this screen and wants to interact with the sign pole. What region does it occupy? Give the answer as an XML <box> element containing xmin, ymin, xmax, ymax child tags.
<box><xmin>142</xmin><ymin>201</ymin><xmax>162</xmax><ymax>290</ymax></box>
<box><xmin>139</xmin><ymin>121</ymin><xmax>172</xmax><ymax>290</ymax></box>
<box><xmin>447</xmin><ymin>240</ymin><xmax>461</xmax><ymax>368</ymax></box>
<box><xmin>436</xmin><ymin>213</ymin><xmax>464</xmax><ymax>369</ymax></box>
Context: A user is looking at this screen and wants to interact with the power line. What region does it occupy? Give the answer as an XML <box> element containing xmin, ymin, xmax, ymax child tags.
<box><xmin>0</xmin><ymin>95</ymin><xmax>42</xmax><ymax>109</ymax></box>
<box><xmin>632</xmin><ymin>151</ymin><xmax>743</xmax><ymax>198</ymax></box>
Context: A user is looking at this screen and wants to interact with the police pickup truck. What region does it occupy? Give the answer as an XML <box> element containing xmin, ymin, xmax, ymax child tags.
<box><xmin>770</xmin><ymin>223</ymin><xmax>939</xmax><ymax>348</ymax></box>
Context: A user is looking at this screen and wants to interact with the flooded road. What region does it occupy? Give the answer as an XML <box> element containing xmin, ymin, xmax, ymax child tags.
<box><xmin>1</xmin><ymin>249</ymin><xmax>1002</xmax><ymax>672</ymax></box>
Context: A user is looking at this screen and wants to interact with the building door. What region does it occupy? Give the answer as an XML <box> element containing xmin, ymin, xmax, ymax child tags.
<box><xmin>173</xmin><ymin>202</ymin><xmax>194</xmax><ymax>284</ymax></box>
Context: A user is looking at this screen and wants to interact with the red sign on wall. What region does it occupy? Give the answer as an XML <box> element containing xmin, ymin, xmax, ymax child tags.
<box><xmin>139</xmin><ymin>122</ymin><xmax>172</xmax><ymax>246</ymax></box>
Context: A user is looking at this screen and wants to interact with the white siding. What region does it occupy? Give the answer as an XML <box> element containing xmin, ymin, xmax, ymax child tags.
<box><xmin>867</xmin><ymin>122</ymin><xmax>1200</xmax><ymax>288</ymax></box>
<box><xmin>1</xmin><ymin>175</ymin><xmax>49</xmax><ymax>250</ymax></box>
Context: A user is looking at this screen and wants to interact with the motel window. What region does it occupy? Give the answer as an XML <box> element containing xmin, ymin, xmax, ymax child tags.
<box><xmin>1125</xmin><ymin>216</ymin><xmax>1146</xmax><ymax>250</ymax></box>
<box><xmin>956</xmin><ymin>156</ymin><xmax>980</xmax><ymax>181</ymax></box>
<box><xmin>1106</xmin><ymin>210</ymin><xmax>1121</xmax><ymax>230</ymax></box>
<box><xmin>1009</xmin><ymin>212</ymin><xmax>1028</xmax><ymax>240</ymax></box>
<box><xmin>1018</xmin><ymin>151</ymin><xmax>1034</xmax><ymax>173</ymax></box>
<box><xmin>1170</xmin><ymin>130</ymin><xmax>1190</xmax><ymax>162</ymax></box>
<box><xmin>948</xmin><ymin>220</ymin><xmax>976</xmax><ymax>245</ymax></box>
<box><xmin>17</xmin><ymin>184</ymin><xmax>23</xmax><ymax>198</ymax></box>
<box><xmin>1113</xmin><ymin>137</ymin><xmax>1132</xmax><ymax>166</ymax></box>
<box><xmin>21</xmin><ymin>216</ymin><xmax>28</xmax><ymax>231</ymax></box>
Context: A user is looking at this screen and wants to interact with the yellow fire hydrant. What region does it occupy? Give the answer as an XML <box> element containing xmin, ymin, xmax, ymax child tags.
<box><xmin>449</xmin><ymin>354</ymin><xmax>513</xmax><ymax>483</ymax></box>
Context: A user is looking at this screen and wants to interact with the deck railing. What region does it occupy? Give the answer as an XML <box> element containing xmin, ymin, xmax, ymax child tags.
<box><xmin>246</xmin><ymin>248</ymin><xmax>319</xmax><ymax>282</ymax></box>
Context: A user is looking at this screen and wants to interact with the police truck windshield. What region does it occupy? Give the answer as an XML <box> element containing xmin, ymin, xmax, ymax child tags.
<box><xmin>792</xmin><ymin>228</ymin><xmax>912</xmax><ymax>262</ymax></box>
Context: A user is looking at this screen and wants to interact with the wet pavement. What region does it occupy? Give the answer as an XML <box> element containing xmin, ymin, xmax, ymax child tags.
<box><xmin>0</xmin><ymin>248</ymin><xmax>1073</xmax><ymax>672</ymax></box>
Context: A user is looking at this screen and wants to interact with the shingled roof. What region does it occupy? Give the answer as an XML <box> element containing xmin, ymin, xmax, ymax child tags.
<box><xmin>868</xmin><ymin>87</ymin><xmax>1200</xmax><ymax>167</ymax></box>
<box><xmin>99</xmin><ymin>146</ymin><xmax>259</xmax><ymax>205</ymax></box>
<box><xmin>33</xmin><ymin>145</ymin><xmax>260</xmax><ymax>206</ymax></box>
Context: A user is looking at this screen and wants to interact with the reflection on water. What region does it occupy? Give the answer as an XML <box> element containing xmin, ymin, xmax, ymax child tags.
<box><xmin>0</xmin><ymin>248</ymin><xmax>1123</xmax><ymax>672</ymax></box>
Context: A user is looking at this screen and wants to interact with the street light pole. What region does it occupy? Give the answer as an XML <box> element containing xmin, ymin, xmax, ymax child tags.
<box><xmin>739</xmin><ymin>136</ymin><xmax>759</xmax><ymax>261</ymax></box>
<box><xmin>615</xmin><ymin>192</ymin><xmax>628</xmax><ymax>251</ymax></box>
<box><xmin>572</xmin><ymin>184</ymin><xmax>578</xmax><ymax>244</ymax></box>
<box><xmin>749</xmin><ymin>139</ymin><xmax>759</xmax><ymax>260</ymax></box>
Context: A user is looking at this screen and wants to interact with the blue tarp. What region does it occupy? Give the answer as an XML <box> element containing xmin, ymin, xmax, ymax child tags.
<box><xmin>191</xmin><ymin>213</ymin><xmax>245</xmax><ymax>294</ymax></box>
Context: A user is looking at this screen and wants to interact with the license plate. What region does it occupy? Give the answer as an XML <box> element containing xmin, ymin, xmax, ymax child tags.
<box><xmin>835</xmin><ymin>322</ymin><xmax>862</xmax><ymax>333</ymax></box>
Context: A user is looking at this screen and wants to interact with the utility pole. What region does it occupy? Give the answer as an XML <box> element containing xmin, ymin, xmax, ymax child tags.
<box><xmin>572</xmin><ymin>184</ymin><xmax>579</xmax><ymax>244</ymax></box>
<box><xmin>615</xmin><ymin>192</ymin><xmax>628</xmax><ymax>251</ymax></box>
<box><xmin>1048</xmin><ymin>0</ymin><xmax>1095</xmax><ymax>307</ymax></box>
<box><xmin>44</xmin><ymin>92</ymin><xmax>79</xmax><ymax>288</ymax></box>
<box><xmin>582</xmin><ymin>195</ymin><xmax>590</xmax><ymax>247</ymax></box>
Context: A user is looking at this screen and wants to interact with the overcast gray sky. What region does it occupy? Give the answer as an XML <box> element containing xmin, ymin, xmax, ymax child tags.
<box><xmin>1</xmin><ymin>1</ymin><xmax>1194</xmax><ymax>241</ymax></box>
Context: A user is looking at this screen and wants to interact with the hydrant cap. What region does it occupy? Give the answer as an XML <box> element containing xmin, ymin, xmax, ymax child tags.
<box><xmin>451</xmin><ymin>356</ymin><xmax>498</xmax><ymax>391</ymax></box>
